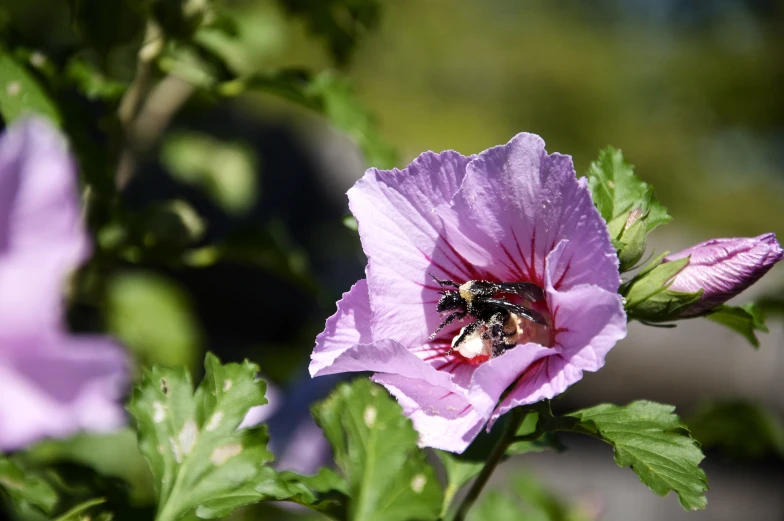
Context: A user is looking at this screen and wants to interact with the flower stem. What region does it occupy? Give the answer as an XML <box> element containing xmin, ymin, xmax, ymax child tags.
<box><xmin>452</xmin><ymin>408</ymin><xmax>527</xmax><ymax>521</ymax></box>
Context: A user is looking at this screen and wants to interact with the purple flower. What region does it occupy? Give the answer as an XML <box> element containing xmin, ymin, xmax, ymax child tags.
<box><xmin>0</xmin><ymin>118</ymin><xmax>128</xmax><ymax>451</ymax></box>
<box><xmin>310</xmin><ymin>134</ymin><xmax>627</xmax><ymax>452</ymax></box>
<box><xmin>663</xmin><ymin>234</ymin><xmax>784</xmax><ymax>316</ymax></box>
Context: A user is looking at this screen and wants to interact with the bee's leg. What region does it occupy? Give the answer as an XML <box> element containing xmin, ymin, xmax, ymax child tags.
<box><xmin>445</xmin><ymin>320</ymin><xmax>481</xmax><ymax>356</ymax></box>
<box><xmin>430</xmin><ymin>311</ymin><xmax>465</xmax><ymax>339</ymax></box>
<box><xmin>488</xmin><ymin>312</ymin><xmax>509</xmax><ymax>356</ymax></box>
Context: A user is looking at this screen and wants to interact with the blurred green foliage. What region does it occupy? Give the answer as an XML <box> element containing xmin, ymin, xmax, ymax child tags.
<box><xmin>690</xmin><ymin>400</ymin><xmax>784</xmax><ymax>460</ymax></box>
<box><xmin>0</xmin><ymin>0</ymin><xmax>783</xmax><ymax>519</ymax></box>
<box><xmin>468</xmin><ymin>472</ymin><xmax>595</xmax><ymax>521</ymax></box>
<box><xmin>107</xmin><ymin>271</ymin><xmax>203</xmax><ymax>373</ymax></box>
<box><xmin>347</xmin><ymin>1</ymin><xmax>784</xmax><ymax>237</ymax></box>
<box><xmin>163</xmin><ymin>132</ymin><xmax>259</xmax><ymax>215</ymax></box>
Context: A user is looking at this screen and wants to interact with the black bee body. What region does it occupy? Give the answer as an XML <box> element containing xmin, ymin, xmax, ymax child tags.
<box><xmin>431</xmin><ymin>276</ymin><xmax>547</xmax><ymax>356</ymax></box>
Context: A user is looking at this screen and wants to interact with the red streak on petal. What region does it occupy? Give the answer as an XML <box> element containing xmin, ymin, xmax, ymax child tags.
<box><xmin>500</xmin><ymin>243</ymin><xmax>527</xmax><ymax>281</ymax></box>
<box><xmin>518</xmin><ymin>357</ymin><xmax>547</xmax><ymax>385</ymax></box>
<box><xmin>553</xmin><ymin>258</ymin><xmax>572</xmax><ymax>290</ymax></box>
<box><xmin>434</xmin><ymin>359</ymin><xmax>455</xmax><ymax>371</ymax></box>
<box><xmin>439</xmin><ymin>237</ymin><xmax>488</xmax><ymax>280</ymax></box>
<box><xmin>423</xmin><ymin>351</ymin><xmax>446</xmax><ymax>361</ymax></box>
<box><xmin>511</xmin><ymin>227</ymin><xmax>534</xmax><ymax>281</ymax></box>
<box><xmin>529</xmin><ymin>232</ymin><xmax>539</xmax><ymax>286</ymax></box>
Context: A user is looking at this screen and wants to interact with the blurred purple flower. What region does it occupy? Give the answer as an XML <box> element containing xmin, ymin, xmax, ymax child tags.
<box><xmin>664</xmin><ymin>234</ymin><xmax>783</xmax><ymax>316</ymax></box>
<box><xmin>310</xmin><ymin>134</ymin><xmax>627</xmax><ymax>452</ymax></box>
<box><xmin>0</xmin><ymin>118</ymin><xmax>127</xmax><ymax>451</ymax></box>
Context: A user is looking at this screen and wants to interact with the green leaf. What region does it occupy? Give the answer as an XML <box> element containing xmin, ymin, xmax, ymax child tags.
<box><xmin>128</xmin><ymin>353</ymin><xmax>273</xmax><ymax>520</ymax></box>
<box><xmin>53</xmin><ymin>497</ymin><xmax>107</xmax><ymax>521</ymax></box>
<box><xmin>436</xmin><ymin>452</ymin><xmax>483</xmax><ymax>519</ymax></box>
<box><xmin>0</xmin><ymin>456</ymin><xmax>58</xmax><ymax>513</ymax></box>
<box><xmin>0</xmin><ymin>54</ymin><xmax>61</xmax><ymax>124</ymax></box>
<box><xmin>279</xmin><ymin>0</ymin><xmax>383</xmax><ymax>65</ymax></box>
<box><xmin>586</xmin><ymin>147</ymin><xmax>671</xmax><ymax>272</ymax></box>
<box><xmin>568</xmin><ymin>401</ymin><xmax>707</xmax><ymax>510</ymax></box>
<box><xmin>312</xmin><ymin>379</ymin><xmax>442</xmax><ymax>521</ymax></box>
<box><xmin>162</xmin><ymin>132</ymin><xmax>259</xmax><ymax>215</ymax></box>
<box><xmin>106</xmin><ymin>271</ymin><xmax>202</xmax><ymax>373</ymax></box>
<box><xmin>271</xmin><ymin>468</ymin><xmax>350</xmax><ymax>519</ymax></box>
<box><xmin>309</xmin><ymin>71</ymin><xmax>398</xmax><ymax>168</ymax></box>
<box><xmin>466</xmin><ymin>490</ymin><xmax>521</xmax><ymax>521</ymax></box>
<box><xmin>64</xmin><ymin>58</ymin><xmax>127</xmax><ymax>100</ymax></box>
<box><xmin>242</xmin><ymin>69</ymin><xmax>398</xmax><ymax>168</ymax></box>
<box><xmin>193</xmin><ymin>6</ymin><xmax>284</xmax><ymax>77</ymax></box>
<box><xmin>586</xmin><ymin>147</ymin><xmax>670</xmax><ymax>232</ymax></box>
<box><xmin>190</xmin><ymin>466</ymin><xmax>349</xmax><ymax>519</ymax></box>
<box><xmin>689</xmin><ymin>400</ymin><xmax>784</xmax><ymax>460</ymax></box>
<box><xmin>437</xmin><ymin>408</ymin><xmax>564</xmax><ymax>518</ymax></box>
<box><xmin>25</xmin><ymin>428</ymin><xmax>155</xmax><ymax>505</ymax></box>
<box><xmin>467</xmin><ymin>471</ymin><xmax>584</xmax><ymax>521</ymax></box>
<box><xmin>706</xmin><ymin>303</ymin><xmax>768</xmax><ymax>348</ymax></box>
<box><xmin>468</xmin><ymin>472</ymin><xmax>583</xmax><ymax>521</ymax></box>
<box><xmin>131</xmin><ymin>200</ymin><xmax>207</xmax><ymax>253</ymax></box>
<box><xmin>645</xmin><ymin>195</ymin><xmax>672</xmax><ymax>233</ymax></box>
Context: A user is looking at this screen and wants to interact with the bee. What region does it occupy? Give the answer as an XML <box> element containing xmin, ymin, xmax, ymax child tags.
<box><xmin>430</xmin><ymin>276</ymin><xmax>547</xmax><ymax>358</ymax></box>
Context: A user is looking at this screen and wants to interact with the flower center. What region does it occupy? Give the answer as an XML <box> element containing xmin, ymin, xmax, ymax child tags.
<box><xmin>449</xmin><ymin>293</ymin><xmax>554</xmax><ymax>365</ymax></box>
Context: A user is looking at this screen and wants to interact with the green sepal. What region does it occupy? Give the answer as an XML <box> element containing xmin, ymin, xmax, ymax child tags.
<box><xmin>705</xmin><ymin>303</ymin><xmax>768</xmax><ymax>348</ymax></box>
<box><xmin>623</xmin><ymin>256</ymin><xmax>703</xmax><ymax>322</ymax></box>
<box><xmin>616</xmin><ymin>216</ymin><xmax>647</xmax><ymax>272</ymax></box>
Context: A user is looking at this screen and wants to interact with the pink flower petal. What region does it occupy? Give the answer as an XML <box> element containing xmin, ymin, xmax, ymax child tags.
<box><xmin>0</xmin><ymin>118</ymin><xmax>89</xmax><ymax>332</ymax></box>
<box><xmin>454</xmin><ymin>133</ymin><xmax>619</xmax><ymax>291</ymax></box>
<box><xmin>0</xmin><ymin>118</ymin><xmax>129</xmax><ymax>450</ymax></box>
<box><xmin>313</xmin><ymin>133</ymin><xmax>628</xmax><ymax>452</ymax></box>
<box><xmin>372</xmin><ymin>373</ymin><xmax>486</xmax><ymax>452</ymax></box>
<box><xmin>0</xmin><ymin>334</ymin><xmax>128</xmax><ymax>450</ymax></box>
<box><xmin>349</xmin><ymin>151</ymin><xmax>489</xmax><ymax>348</ymax></box>
<box><xmin>310</xmin><ymin>279</ymin><xmax>373</xmax><ymax>376</ymax></box>
<box><xmin>664</xmin><ymin>233</ymin><xmax>784</xmax><ymax>315</ymax></box>
<box><xmin>490</xmin><ymin>244</ymin><xmax>627</xmax><ymax>423</ymax></box>
<box><xmin>312</xmin><ymin>338</ymin><xmax>455</xmax><ymax>391</ymax></box>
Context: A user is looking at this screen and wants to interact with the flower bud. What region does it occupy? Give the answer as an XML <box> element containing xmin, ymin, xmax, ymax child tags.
<box><xmin>617</xmin><ymin>208</ymin><xmax>647</xmax><ymax>272</ymax></box>
<box><xmin>663</xmin><ymin>233</ymin><xmax>783</xmax><ymax>316</ymax></box>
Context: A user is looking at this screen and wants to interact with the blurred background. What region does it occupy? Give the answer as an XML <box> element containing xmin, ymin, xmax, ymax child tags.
<box><xmin>1</xmin><ymin>0</ymin><xmax>783</xmax><ymax>520</ymax></box>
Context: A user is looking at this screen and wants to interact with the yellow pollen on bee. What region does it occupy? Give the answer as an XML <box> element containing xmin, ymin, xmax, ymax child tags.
<box><xmin>458</xmin><ymin>282</ymin><xmax>473</xmax><ymax>302</ymax></box>
<box><xmin>451</xmin><ymin>324</ymin><xmax>492</xmax><ymax>359</ymax></box>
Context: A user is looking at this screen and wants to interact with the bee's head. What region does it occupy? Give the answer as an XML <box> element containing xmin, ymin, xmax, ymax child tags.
<box><xmin>436</xmin><ymin>290</ymin><xmax>465</xmax><ymax>313</ymax></box>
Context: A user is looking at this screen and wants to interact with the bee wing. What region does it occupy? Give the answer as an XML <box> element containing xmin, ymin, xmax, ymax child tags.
<box><xmin>482</xmin><ymin>298</ymin><xmax>548</xmax><ymax>326</ymax></box>
<box><xmin>492</xmin><ymin>282</ymin><xmax>545</xmax><ymax>302</ymax></box>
